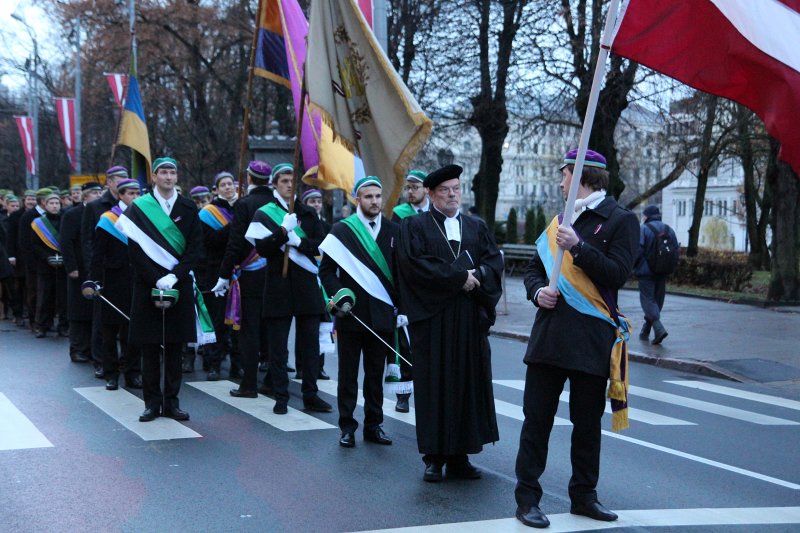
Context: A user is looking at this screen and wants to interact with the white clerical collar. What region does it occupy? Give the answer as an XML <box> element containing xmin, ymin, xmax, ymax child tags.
<box><xmin>357</xmin><ymin>205</ymin><xmax>381</xmax><ymax>239</ymax></box>
<box><xmin>433</xmin><ymin>205</ymin><xmax>461</xmax><ymax>242</ymax></box>
<box><xmin>412</xmin><ymin>197</ymin><xmax>430</xmax><ymax>214</ymax></box>
<box><xmin>272</xmin><ymin>189</ymin><xmax>293</xmax><ymax>211</ymax></box>
<box><xmin>153</xmin><ymin>187</ymin><xmax>177</xmax><ymax>215</ymax></box>
<box><xmin>35</xmin><ymin>205</ymin><xmax>45</xmax><ymax>215</ymax></box>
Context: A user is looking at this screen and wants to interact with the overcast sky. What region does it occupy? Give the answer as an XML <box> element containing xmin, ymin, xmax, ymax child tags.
<box><xmin>0</xmin><ymin>0</ymin><xmax>58</xmax><ymax>93</ymax></box>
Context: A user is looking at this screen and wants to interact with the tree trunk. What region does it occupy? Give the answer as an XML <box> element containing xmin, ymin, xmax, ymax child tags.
<box><xmin>767</xmin><ymin>138</ymin><xmax>800</xmax><ymax>301</ymax></box>
<box><xmin>736</xmin><ymin>105</ymin><xmax>764</xmax><ymax>268</ymax></box>
<box><xmin>471</xmin><ymin>118</ymin><xmax>508</xmax><ymax>229</ymax></box>
<box><xmin>686</xmin><ymin>95</ymin><xmax>718</xmax><ymax>257</ymax></box>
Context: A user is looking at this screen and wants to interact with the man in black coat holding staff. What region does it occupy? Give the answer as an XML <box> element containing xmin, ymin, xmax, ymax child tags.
<box><xmin>397</xmin><ymin>164</ymin><xmax>503</xmax><ymax>483</ymax></box>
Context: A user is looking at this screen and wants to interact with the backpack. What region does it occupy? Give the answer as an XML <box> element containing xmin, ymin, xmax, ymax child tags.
<box><xmin>645</xmin><ymin>222</ymin><xmax>680</xmax><ymax>275</ymax></box>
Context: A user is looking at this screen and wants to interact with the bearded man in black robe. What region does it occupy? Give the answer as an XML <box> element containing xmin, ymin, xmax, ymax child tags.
<box><xmin>397</xmin><ymin>164</ymin><xmax>503</xmax><ymax>482</ymax></box>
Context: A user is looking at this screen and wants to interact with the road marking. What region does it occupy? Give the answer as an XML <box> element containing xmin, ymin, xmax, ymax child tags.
<box><xmin>666</xmin><ymin>380</ymin><xmax>800</xmax><ymax>411</ymax></box>
<box><xmin>493</xmin><ymin>380</ymin><xmax>695</xmax><ymax>426</ymax></box>
<box><xmin>628</xmin><ymin>385</ymin><xmax>800</xmax><ymax>425</ymax></box>
<box><xmin>359</xmin><ymin>506</ymin><xmax>800</xmax><ymax>532</ymax></box>
<box><xmin>603</xmin><ymin>431</ymin><xmax>800</xmax><ymax>490</ymax></box>
<box><xmin>75</xmin><ymin>387</ymin><xmax>201</xmax><ymax>441</ymax></box>
<box><xmin>0</xmin><ymin>392</ymin><xmax>53</xmax><ymax>451</ymax></box>
<box><xmin>188</xmin><ymin>381</ymin><xmax>335</xmax><ymax>432</ymax></box>
<box><xmin>313</xmin><ymin>380</ymin><xmax>570</xmax><ymax>427</ymax></box>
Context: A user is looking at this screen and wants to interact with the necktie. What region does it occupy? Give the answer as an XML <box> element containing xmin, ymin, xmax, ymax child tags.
<box><xmin>369</xmin><ymin>221</ymin><xmax>376</xmax><ymax>230</ymax></box>
<box><xmin>166</xmin><ymin>201</ymin><xmax>170</xmax><ymax>212</ymax></box>
<box><xmin>417</xmin><ymin>208</ymin><xmax>422</xmax><ymax>214</ymax></box>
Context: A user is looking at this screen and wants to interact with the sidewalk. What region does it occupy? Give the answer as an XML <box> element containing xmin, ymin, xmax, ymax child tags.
<box><xmin>492</xmin><ymin>276</ymin><xmax>800</xmax><ymax>397</ymax></box>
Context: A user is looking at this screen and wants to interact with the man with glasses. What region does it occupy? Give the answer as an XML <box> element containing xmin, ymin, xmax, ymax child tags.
<box><xmin>392</xmin><ymin>170</ymin><xmax>429</xmax><ymax>221</ymax></box>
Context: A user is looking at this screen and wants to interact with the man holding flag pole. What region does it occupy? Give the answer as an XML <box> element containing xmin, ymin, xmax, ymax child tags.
<box><xmin>514</xmin><ymin>0</ymin><xmax>638</xmax><ymax>527</ymax></box>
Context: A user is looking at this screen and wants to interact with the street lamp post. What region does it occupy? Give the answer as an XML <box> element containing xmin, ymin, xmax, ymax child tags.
<box><xmin>12</xmin><ymin>13</ymin><xmax>40</xmax><ymax>190</ymax></box>
<box><xmin>74</xmin><ymin>15</ymin><xmax>82</xmax><ymax>174</ymax></box>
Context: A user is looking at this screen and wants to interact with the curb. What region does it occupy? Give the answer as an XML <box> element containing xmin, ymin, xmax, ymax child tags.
<box><xmin>490</xmin><ymin>329</ymin><xmax>746</xmax><ymax>383</ymax></box>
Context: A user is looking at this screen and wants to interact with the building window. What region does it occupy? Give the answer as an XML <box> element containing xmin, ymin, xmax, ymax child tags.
<box><xmin>516</xmin><ymin>165</ymin><xmax>524</xmax><ymax>176</ymax></box>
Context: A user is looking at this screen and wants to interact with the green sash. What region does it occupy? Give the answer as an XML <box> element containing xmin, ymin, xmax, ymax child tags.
<box><xmin>392</xmin><ymin>203</ymin><xmax>418</xmax><ymax>220</ymax></box>
<box><xmin>258</xmin><ymin>201</ymin><xmax>307</xmax><ymax>239</ymax></box>
<box><xmin>135</xmin><ymin>193</ymin><xmax>186</xmax><ymax>255</ymax></box>
<box><xmin>340</xmin><ymin>214</ymin><xmax>393</xmax><ymax>285</ymax></box>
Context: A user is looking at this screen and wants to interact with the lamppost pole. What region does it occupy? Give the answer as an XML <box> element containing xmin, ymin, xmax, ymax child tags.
<box><xmin>75</xmin><ymin>15</ymin><xmax>82</xmax><ymax>174</ymax></box>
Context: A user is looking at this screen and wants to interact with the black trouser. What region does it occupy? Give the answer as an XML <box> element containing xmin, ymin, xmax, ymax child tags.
<box><xmin>69</xmin><ymin>320</ymin><xmax>92</xmax><ymax>358</ymax></box>
<box><xmin>102</xmin><ymin>322</ymin><xmax>140</xmax><ymax>379</ymax></box>
<box><xmin>639</xmin><ymin>276</ymin><xmax>667</xmax><ymax>324</ymax></box>
<box><xmin>35</xmin><ymin>270</ymin><xmax>66</xmax><ymax>332</ymax></box>
<box><xmin>267</xmin><ymin>315</ymin><xmax>320</xmax><ymax>403</ymax></box>
<box><xmin>90</xmin><ymin>300</ymin><xmax>104</xmax><ymax>366</ymax></box>
<box><xmin>337</xmin><ymin>328</ymin><xmax>390</xmax><ymax>433</ymax></box>
<box><xmin>515</xmin><ymin>363</ymin><xmax>607</xmax><ymax>507</ymax></box>
<box><xmin>202</xmin><ymin>293</ymin><xmax>230</xmax><ymax>370</ymax></box>
<box><xmin>25</xmin><ymin>268</ymin><xmax>37</xmax><ymax>328</ymax></box>
<box><xmin>9</xmin><ymin>275</ymin><xmax>25</xmax><ymax>319</ymax></box>
<box><xmin>239</xmin><ymin>295</ymin><xmax>268</xmax><ymax>391</ymax></box>
<box><xmin>141</xmin><ymin>342</ymin><xmax>183</xmax><ymax>411</ymax></box>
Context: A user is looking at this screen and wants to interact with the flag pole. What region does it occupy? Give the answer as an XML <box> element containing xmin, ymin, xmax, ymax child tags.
<box><xmin>237</xmin><ymin>0</ymin><xmax>265</xmax><ymax>199</ymax></box>
<box><xmin>282</xmin><ymin>76</ymin><xmax>307</xmax><ymax>278</ymax></box>
<box><xmin>548</xmin><ymin>0</ymin><xmax>621</xmax><ymax>291</ymax></box>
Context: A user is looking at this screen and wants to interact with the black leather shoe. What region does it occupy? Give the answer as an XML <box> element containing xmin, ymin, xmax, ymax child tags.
<box><xmin>181</xmin><ymin>359</ymin><xmax>194</xmax><ymax>373</ymax></box>
<box><xmin>94</xmin><ymin>366</ymin><xmax>105</xmax><ymax>379</ymax></box>
<box><xmin>570</xmin><ymin>500</ymin><xmax>618</xmax><ymax>522</ymax></box>
<box><xmin>105</xmin><ymin>378</ymin><xmax>119</xmax><ymax>391</ymax></box>
<box><xmin>395</xmin><ymin>393</ymin><xmax>410</xmax><ymax>413</ymax></box>
<box><xmin>303</xmin><ymin>396</ymin><xmax>332</xmax><ymax>413</ymax></box>
<box><xmin>446</xmin><ymin>461</ymin><xmax>481</xmax><ymax>479</ymax></box>
<box><xmin>57</xmin><ymin>327</ymin><xmax>69</xmax><ymax>338</ymax></box>
<box><xmin>516</xmin><ymin>505</ymin><xmax>550</xmax><ymax>528</ymax></box>
<box><xmin>207</xmin><ymin>368</ymin><xmax>220</xmax><ymax>381</ymax></box>
<box><xmin>163</xmin><ymin>407</ymin><xmax>190</xmax><ymax>421</ymax></box>
<box><xmin>125</xmin><ymin>375</ymin><xmax>143</xmax><ymax>389</ymax></box>
<box><xmin>423</xmin><ymin>463</ymin><xmax>443</xmax><ymax>482</ymax></box>
<box><xmin>139</xmin><ymin>407</ymin><xmax>159</xmax><ymax>422</ymax></box>
<box><xmin>363</xmin><ymin>426</ymin><xmax>392</xmax><ymax>445</ymax></box>
<box><xmin>273</xmin><ymin>401</ymin><xmax>288</xmax><ymax>415</ymax></box>
<box><xmin>257</xmin><ymin>385</ymin><xmax>275</xmax><ymax>398</ymax></box>
<box><xmin>339</xmin><ymin>432</ymin><xmax>355</xmax><ymax>448</ymax></box>
<box><xmin>229</xmin><ymin>388</ymin><xmax>258</xmax><ymax>398</ymax></box>
<box><xmin>70</xmin><ymin>353</ymin><xmax>90</xmax><ymax>363</ymax></box>
<box><xmin>318</xmin><ymin>368</ymin><xmax>330</xmax><ymax>380</ymax></box>
<box><xmin>34</xmin><ymin>330</ymin><xmax>46</xmax><ymax>338</ymax></box>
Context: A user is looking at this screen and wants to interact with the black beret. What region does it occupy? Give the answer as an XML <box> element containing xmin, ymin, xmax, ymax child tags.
<box><xmin>81</xmin><ymin>181</ymin><xmax>103</xmax><ymax>192</ymax></box>
<box><xmin>423</xmin><ymin>164</ymin><xmax>463</xmax><ymax>189</ymax></box>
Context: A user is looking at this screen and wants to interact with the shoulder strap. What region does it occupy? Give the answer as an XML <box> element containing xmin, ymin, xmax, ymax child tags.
<box><xmin>134</xmin><ymin>194</ymin><xmax>186</xmax><ymax>255</ymax></box>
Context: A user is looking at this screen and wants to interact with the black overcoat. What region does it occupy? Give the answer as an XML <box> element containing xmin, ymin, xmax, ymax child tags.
<box><xmin>200</xmin><ymin>197</ymin><xmax>233</xmax><ymax>289</ymax></box>
<box><xmin>60</xmin><ymin>203</ymin><xmax>94</xmax><ymax>321</ymax></box>
<box><xmin>318</xmin><ymin>215</ymin><xmax>398</xmax><ymax>333</ymax></box>
<box><xmin>6</xmin><ymin>208</ymin><xmax>26</xmax><ymax>276</ymax></box>
<box><xmin>89</xmin><ymin>212</ymin><xmax>133</xmax><ymax>326</ymax></box>
<box><xmin>523</xmin><ymin>197</ymin><xmax>639</xmax><ymax>378</ymax></box>
<box><xmin>126</xmin><ymin>194</ymin><xmax>204</xmax><ymax>345</ymax></box>
<box><xmin>254</xmin><ymin>199</ymin><xmax>325</xmax><ymax>317</ymax></box>
<box><xmin>18</xmin><ymin>207</ymin><xmax>42</xmax><ymax>274</ymax></box>
<box><xmin>81</xmin><ymin>190</ymin><xmax>116</xmax><ymax>274</ymax></box>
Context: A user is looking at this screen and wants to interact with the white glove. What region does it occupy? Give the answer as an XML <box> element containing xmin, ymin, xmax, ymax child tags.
<box><xmin>396</xmin><ymin>314</ymin><xmax>409</xmax><ymax>328</ymax></box>
<box><xmin>281</xmin><ymin>213</ymin><xmax>298</xmax><ymax>232</ymax></box>
<box><xmin>286</xmin><ymin>230</ymin><xmax>301</xmax><ymax>247</ymax></box>
<box><xmin>156</xmin><ymin>273</ymin><xmax>178</xmax><ymax>290</ymax></box>
<box><xmin>212</xmin><ymin>277</ymin><xmax>230</xmax><ymax>297</ymax></box>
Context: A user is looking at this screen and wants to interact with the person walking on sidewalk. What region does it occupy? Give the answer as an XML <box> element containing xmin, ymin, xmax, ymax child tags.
<box><xmin>514</xmin><ymin>149</ymin><xmax>638</xmax><ymax>528</ymax></box>
<box><xmin>634</xmin><ymin>204</ymin><xmax>677</xmax><ymax>345</ymax></box>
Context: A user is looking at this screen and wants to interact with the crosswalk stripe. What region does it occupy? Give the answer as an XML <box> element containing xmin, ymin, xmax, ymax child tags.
<box><xmin>493</xmin><ymin>380</ymin><xmax>696</xmax><ymax>426</ymax></box>
<box><xmin>187</xmin><ymin>380</ymin><xmax>335</xmax><ymax>432</ymax></box>
<box><xmin>75</xmin><ymin>387</ymin><xmax>201</xmax><ymax>441</ymax></box>
<box><xmin>666</xmin><ymin>380</ymin><xmax>800</xmax><ymax>411</ymax></box>
<box><xmin>359</xmin><ymin>506</ymin><xmax>800</xmax><ymax>532</ymax></box>
<box><xmin>0</xmin><ymin>392</ymin><xmax>53</xmax><ymax>451</ymax></box>
<box><xmin>628</xmin><ymin>385</ymin><xmax>800</xmax><ymax>425</ymax></box>
<box><xmin>311</xmin><ymin>380</ymin><xmax>571</xmax><ymax>427</ymax></box>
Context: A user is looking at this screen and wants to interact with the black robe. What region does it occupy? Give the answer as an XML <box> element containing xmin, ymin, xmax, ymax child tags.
<box><xmin>397</xmin><ymin>208</ymin><xmax>503</xmax><ymax>455</ymax></box>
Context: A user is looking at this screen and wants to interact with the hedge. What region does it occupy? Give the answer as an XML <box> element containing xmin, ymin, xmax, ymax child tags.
<box><xmin>669</xmin><ymin>249</ymin><xmax>753</xmax><ymax>292</ymax></box>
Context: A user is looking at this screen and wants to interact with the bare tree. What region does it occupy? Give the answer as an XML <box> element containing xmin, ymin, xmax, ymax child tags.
<box><xmin>766</xmin><ymin>138</ymin><xmax>799</xmax><ymax>302</ymax></box>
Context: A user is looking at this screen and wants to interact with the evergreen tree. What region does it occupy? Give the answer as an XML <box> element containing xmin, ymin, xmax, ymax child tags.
<box><xmin>524</xmin><ymin>207</ymin><xmax>537</xmax><ymax>244</ymax></box>
<box><xmin>535</xmin><ymin>205</ymin><xmax>547</xmax><ymax>237</ymax></box>
<box><xmin>506</xmin><ymin>208</ymin><xmax>518</xmax><ymax>244</ymax></box>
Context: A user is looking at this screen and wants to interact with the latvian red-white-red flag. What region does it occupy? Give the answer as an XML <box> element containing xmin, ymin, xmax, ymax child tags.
<box><xmin>611</xmin><ymin>0</ymin><xmax>800</xmax><ymax>176</ymax></box>
<box><xmin>55</xmin><ymin>97</ymin><xmax>77</xmax><ymax>171</ymax></box>
<box><xmin>105</xmin><ymin>73</ymin><xmax>128</xmax><ymax>107</ymax></box>
<box><xmin>14</xmin><ymin>116</ymin><xmax>36</xmax><ymax>175</ymax></box>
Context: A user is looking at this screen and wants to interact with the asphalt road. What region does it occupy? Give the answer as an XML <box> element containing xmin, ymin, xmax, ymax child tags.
<box><xmin>1</xmin><ymin>324</ymin><xmax>799</xmax><ymax>532</ymax></box>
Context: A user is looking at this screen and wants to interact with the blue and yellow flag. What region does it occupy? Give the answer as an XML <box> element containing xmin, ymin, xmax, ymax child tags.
<box><xmin>117</xmin><ymin>75</ymin><xmax>152</xmax><ymax>189</ymax></box>
<box><xmin>254</xmin><ymin>0</ymin><xmax>291</xmax><ymax>87</ymax></box>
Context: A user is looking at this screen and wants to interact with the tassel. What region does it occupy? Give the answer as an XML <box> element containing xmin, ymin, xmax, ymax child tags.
<box><xmin>608</xmin><ymin>379</ymin><xmax>625</xmax><ymax>401</ymax></box>
<box><xmin>612</xmin><ymin>408</ymin><xmax>629</xmax><ymax>432</ymax></box>
<box><xmin>385</xmin><ymin>363</ymin><xmax>401</xmax><ymax>382</ymax></box>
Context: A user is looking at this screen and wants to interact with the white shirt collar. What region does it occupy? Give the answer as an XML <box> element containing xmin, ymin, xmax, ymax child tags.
<box><xmin>272</xmin><ymin>189</ymin><xmax>293</xmax><ymax>211</ymax></box>
<box><xmin>118</xmin><ymin>200</ymin><xmax>128</xmax><ymax>212</ymax></box>
<box><xmin>572</xmin><ymin>189</ymin><xmax>606</xmax><ymax>223</ymax></box>
<box><xmin>35</xmin><ymin>205</ymin><xmax>45</xmax><ymax>215</ymax></box>
<box><xmin>357</xmin><ymin>205</ymin><xmax>381</xmax><ymax>239</ymax></box>
<box><xmin>153</xmin><ymin>187</ymin><xmax>177</xmax><ymax>215</ymax></box>
<box><xmin>433</xmin><ymin>205</ymin><xmax>461</xmax><ymax>242</ymax></box>
<box><xmin>411</xmin><ymin>197</ymin><xmax>430</xmax><ymax>213</ymax></box>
